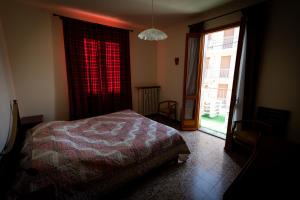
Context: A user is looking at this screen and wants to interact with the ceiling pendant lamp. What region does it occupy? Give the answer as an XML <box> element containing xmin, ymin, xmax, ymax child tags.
<box><xmin>138</xmin><ymin>0</ymin><xmax>167</xmax><ymax>41</ymax></box>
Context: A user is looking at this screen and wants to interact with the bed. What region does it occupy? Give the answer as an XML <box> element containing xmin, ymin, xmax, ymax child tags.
<box><xmin>11</xmin><ymin>110</ymin><xmax>190</xmax><ymax>199</ymax></box>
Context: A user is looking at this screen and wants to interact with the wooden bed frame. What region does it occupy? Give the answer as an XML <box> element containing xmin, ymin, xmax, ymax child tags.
<box><xmin>0</xmin><ymin>101</ymin><xmax>188</xmax><ymax>199</ymax></box>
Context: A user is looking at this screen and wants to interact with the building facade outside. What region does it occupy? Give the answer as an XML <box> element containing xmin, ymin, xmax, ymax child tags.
<box><xmin>200</xmin><ymin>27</ymin><xmax>240</xmax><ymax>134</ymax></box>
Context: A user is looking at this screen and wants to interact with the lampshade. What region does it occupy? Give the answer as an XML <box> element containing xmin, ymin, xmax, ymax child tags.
<box><xmin>138</xmin><ymin>28</ymin><xmax>168</xmax><ymax>41</ymax></box>
<box><xmin>138</xmin><ymin>0</ymin><xmax>167</xmax><ymax>41</ymax></box>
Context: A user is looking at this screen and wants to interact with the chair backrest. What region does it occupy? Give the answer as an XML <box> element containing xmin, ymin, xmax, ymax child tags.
<box><xmin>159</xmin><ymin>100</ymin><xmax>176</xmax><ymax>108</ymax></box>
<box><xmin>168</xmin><ymin>101</ymin><xmax>176</xmax><ymax>108</ymax></box>
<box><xmin>256</xmin><ymin>107</ymin><xmax>290</xmax><ymax>136</ymax></box>
<box><xmin>235</xmin><ymin>120</ymin><xmax>272</xmax><ymax>134</ymax></box>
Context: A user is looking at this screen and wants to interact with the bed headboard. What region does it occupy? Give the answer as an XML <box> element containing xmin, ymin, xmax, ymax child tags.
<box><xmin>1</xmin><ymin>100</ymin><xmax>20</xmax><ymax>155</ymax></box>
<box><xmin>0</xmin><ymin>100</ymin><xmax>21</xmax><ymax>197</ymax></box>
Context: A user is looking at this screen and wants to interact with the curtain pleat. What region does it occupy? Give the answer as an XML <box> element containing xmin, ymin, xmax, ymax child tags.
<box><xmin>186</xmin><ymin>37</ymin><xmax>200</xmax><ymax>96</ymax></box>
<box><xmin>241</xmin><ymin>3</ymin><xmax>269</xmax><ymax>120</ymax></box>
<box><xmin>232</xmin><ymin>25</ymin><xmax>247</xmax><ymax>123</ymax></box>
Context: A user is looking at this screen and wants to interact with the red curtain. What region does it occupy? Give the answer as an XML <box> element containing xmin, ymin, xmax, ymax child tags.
<box><xmin>62</xmin><ymin>17</ymin><xmax>132</xmax><ymax>120</ymax></box>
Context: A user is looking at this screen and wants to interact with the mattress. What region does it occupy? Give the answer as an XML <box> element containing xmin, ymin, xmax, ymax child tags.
<box><xmin>11</xmin><ymin>110</ymin><xmax>190</xmax><ymax>199</ymax></box>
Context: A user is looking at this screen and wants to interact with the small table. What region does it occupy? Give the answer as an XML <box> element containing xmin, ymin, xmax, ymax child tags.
<box><xmin>20</xmin><ymin>115</ymin><xmax>43</xmax><ymax>132</ymax></box>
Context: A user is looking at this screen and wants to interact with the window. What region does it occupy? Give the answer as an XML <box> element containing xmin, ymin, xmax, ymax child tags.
<box><xmin>220</xmin><ymin>56</ymin><xmax>231</xmax><ymax>78</ymax></box>
<box><xmin>84</xmin><ymin>38</ymin><xmax>102</xmax><ymax>94</ymax></box>
<box><xmin>62</xmin><ymin>17</ymin><xmax>132</xmax><ymax>119</ymax></box>
<box><xmin>105</xmin><ymin>42</ymin><xmax>121</xmax><ymax>93</ymax></box>
<box><xmin>217</xmin><ymin>84</ymin><xmax>228</xmax><ymax>99</ymax></box>
<box><xmin>223</xmin><ymin>28</ymin><xmax>234</xmax><ymax>49</ymax></box>
<box><xmin>84</xmin><ymin>39</ymin><xmax>121</xmax><ymax>94</ymax></box>
<box><xmin>198</xmin><ymin>26</ymin><xmax>241</xmax><ymax>135</ymax></box>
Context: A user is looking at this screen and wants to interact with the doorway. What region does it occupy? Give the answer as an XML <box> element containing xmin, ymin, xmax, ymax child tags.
<box><xmin>199</xmin><ymin>26</ymin><xmax>240</xmax><ymax>139</ymax></box>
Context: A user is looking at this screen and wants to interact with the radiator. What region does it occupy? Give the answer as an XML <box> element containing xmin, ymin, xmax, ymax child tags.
<box><xmin>137</xmin><ymin>86</ymin><xmax>160</xmax><ymax>115</ymax></box>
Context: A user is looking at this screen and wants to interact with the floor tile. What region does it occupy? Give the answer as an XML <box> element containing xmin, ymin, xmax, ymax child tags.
<box><xmin>119</xmin><ymin>131</ymin><xmax>246</xmax><ymax>200</ymax></box>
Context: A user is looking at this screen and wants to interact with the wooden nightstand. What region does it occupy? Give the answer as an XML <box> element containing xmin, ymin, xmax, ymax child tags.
<box><xmin>20</xmin><ymin>115</ymin><xmax>43</xmax><ymax>132</ymax></box>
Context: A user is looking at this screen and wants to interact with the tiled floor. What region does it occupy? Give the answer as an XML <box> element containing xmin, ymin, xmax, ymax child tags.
<box><xmin>113</xmin><ymin>131</ymin><xmax>247</xmax><ymax>200</ymax></box>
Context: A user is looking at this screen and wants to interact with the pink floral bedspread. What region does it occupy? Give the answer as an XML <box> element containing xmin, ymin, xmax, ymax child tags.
<box><xmin>17</xmin><ymin>110</ymin><xmax>190</xmax><ymax>195</ymax></box>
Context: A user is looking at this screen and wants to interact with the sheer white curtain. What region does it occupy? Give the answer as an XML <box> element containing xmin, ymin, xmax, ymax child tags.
<box><xmin>232</xmin><ymin>26</ymin><xmax>247</xmax><ymax>122</ymax></box>
<box><xmin>186</xmin><ymin>37</ymin><xmax>200</xmax><ymax>96</ymax></box>
<box><xmin>184</xmin><ymin>36</ymin><xmax>200</xmax><ymax>119</ymax></box>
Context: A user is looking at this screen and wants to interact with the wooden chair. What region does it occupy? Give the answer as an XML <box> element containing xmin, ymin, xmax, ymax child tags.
<box><xmin>229</xmin><ymin>107</ymin><xmax>289</xmax><ymax>153</ymax></box>
<box><xmin>231</xmin><ymin>120</ymin><xmax>272</xmax><ymax>152</ymax></box>
<box><xmin>158</xmin><ymin>100</ymin><xmax>177</xmax><ymax>120</ymax></box>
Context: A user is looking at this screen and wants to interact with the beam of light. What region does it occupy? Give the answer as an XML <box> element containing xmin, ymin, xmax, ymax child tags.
<box><xmin>20</xmin><ymin>0</ymin><xmax>144</xmax><ymax>30</ymax></box>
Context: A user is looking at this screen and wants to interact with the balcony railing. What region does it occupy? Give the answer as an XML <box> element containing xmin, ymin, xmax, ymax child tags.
<box><xmin>223</xmin><ymin>37</ymin><xmax>234</xmax><ymax>49</ymax></box>
<box><xmin>202</xmin><ymin>68</ymin><xmax>232</xmax><ymax>79</ymax></box>
<box><xmin>206</xmin><ymin>36</ymin><xmax>237</xmax><ymax>50</ymax></box>
<box><xmin>219</xmin><ymin>68</ymin><xmax>229</xmax><ymax>78</ymax></box>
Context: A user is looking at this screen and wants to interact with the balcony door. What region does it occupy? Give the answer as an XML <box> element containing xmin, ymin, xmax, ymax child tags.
<box><xmin>181</xmin><ymin>33</ymin><xmax>204</xmax><ymax>130</ymax></box>
<box><xmin>198</xmin><ymin>26</ymin><xmax>240</xmax><ymax>138</ymax></box>
<box><xmin>182</xmin><ymin>23</ymin><xmax>245</xmax><ymax>139</ymax></box>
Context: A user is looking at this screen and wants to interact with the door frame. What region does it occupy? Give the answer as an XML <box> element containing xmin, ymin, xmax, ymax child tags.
<box><xmin>181</xmin><ymin>21</ymin><xmax>245</xmax><ymax>134</ymax></box>
<box><xmin>181</xmin><ymin>33</ymin><xmax>204</xmax><ymax>130</ymax></box>
<box><xmin>204</xmin><ymin>22</ymin><xmax>241</xmax><ymax>35</ymax></box>
<box><xmin>225</xmin><ymin>19</ymin><xmax>246</xmax><ymax>150</ymax></box>
<box><xmin>200</xmin><ymin>22</ymin><xmax>242</xmax><ymax>132</ymax></box>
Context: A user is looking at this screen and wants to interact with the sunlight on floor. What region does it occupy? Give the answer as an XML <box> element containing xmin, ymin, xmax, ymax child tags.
<box><xmin>201</xmin><ymin>114</ymin><xmax>227</xmax><ymax>134</ymax></box>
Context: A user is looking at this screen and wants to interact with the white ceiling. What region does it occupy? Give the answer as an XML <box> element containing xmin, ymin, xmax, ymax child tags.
<box><xmin>24</xmin><ymin>0</ymin><xmax>238</xmax><ymax>29</ymax></box>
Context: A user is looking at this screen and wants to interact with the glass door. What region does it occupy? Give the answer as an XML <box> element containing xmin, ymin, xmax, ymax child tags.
<box><xmin>199</xmin><ymin>26</ymin><xmax>240</xmax><ymax>139</ymax></box>
<box><xmin>181</xmin><ymin>33</ymin><xmax>204</xmax><ymax>130</ymax></box>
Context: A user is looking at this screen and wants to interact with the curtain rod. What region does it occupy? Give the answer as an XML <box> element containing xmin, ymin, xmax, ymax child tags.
<box><xmin>53</xmin><ymin>13</ymin><xmax>134</xmax><ymax>32</ymax></box>
<box><xmin>188</xmin><ymin>8</ymin><xmax>242</xmax><ymax>27</ymax></box>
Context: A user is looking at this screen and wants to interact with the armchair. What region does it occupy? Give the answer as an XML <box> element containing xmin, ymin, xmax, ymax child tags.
<box><xmin>231</xmin><ymin>120</ymin><xmax>272</xmax><ymax>152</ymax></box>
<box><xmin>158</xmin><ymin>100</ymin><xmax>177</xmax><ymax>120</ymax></box>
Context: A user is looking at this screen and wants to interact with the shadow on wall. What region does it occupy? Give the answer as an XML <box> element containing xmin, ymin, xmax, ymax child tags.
<box><xmin>51</xmin><ymin>16</ymin><xmax>69</xmax><ymax>120</ymax></box>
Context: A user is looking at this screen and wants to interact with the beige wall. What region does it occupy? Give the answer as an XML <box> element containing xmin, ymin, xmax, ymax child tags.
<box><xmin>0</xmin><ymin>1</ymin><xmax>56</xmax><ymax>121</ymax></box>
<box><xmin>157</xmin><ymin>23</ymin><xmax>187</xmax><ymax>120</ymax></box>
<box><xmin>130</xmin><ymin>31</ymin><xmax>157</xmax><ymax>111</ymax></box>
<box><xmin>156</xmin><ymin>0</ymin><xmax>262</xmax><ymax>120</ymax></box>
<box><xmin>256</xmin><ymin>0</ymin><xmax>300</xmax><ymax>142</ymax></box>
<box><xmin>0</xmin><ymin>0</ymin><xmax>157</xmax><ymax>121</ymax></box>
<box><xmin>2</xmin><ymin>0</ymin><xmax>299</xmax><ymax>143</ymax></box>
<box><xmin>51</xmin><ymin>17</ymin><xmax>69</xmax><ymax>120</ymax></box>
<box><xmin>157</xmin><ymin>13</ymin><xmax>242</xmax><ymax>120</ymax></box>
<box><xmin>157</xmin><ymin>0</ymin><xmax>300</xmax><ymax>142</ymax></box>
